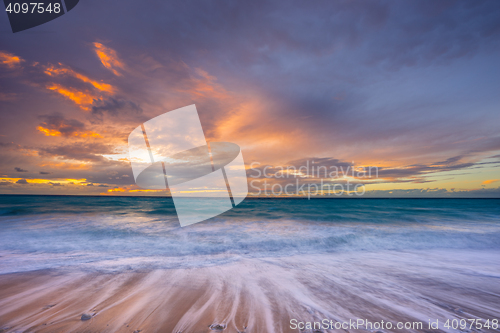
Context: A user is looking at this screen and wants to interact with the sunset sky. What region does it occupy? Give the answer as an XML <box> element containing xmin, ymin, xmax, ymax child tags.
<box><xmin>0</xmin><ymin>0</ymin><xmax>499</xmax><ymax>197</ymax></box>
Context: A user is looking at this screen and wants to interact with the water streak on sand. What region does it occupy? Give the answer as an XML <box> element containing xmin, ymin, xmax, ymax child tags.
<box><xmin>1</xmin><ymin>251</ymin><xmax>500</xmax><ymax>332</ymax></box>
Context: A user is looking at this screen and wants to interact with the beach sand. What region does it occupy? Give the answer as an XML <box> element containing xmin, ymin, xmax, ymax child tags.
<box><xmin>1</xmin><ymin>250</ymin><xmax>499</xmax><ymax>333</ymax></box>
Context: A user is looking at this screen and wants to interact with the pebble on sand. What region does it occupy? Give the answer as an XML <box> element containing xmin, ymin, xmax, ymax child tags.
<box><xmin>80</xmin><ymin>313</ymin><xmax>92</xmax><ymax>321</ymax></box>
<box><xmin>210</xmin><ymin>323</ymin><xmax>226</xmax><ymax>330</ymax></box>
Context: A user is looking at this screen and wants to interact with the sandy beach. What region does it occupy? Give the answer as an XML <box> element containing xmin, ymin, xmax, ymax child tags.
<box><xmin>1</xmin><ymin>250</ymin><xmax>500</xmax><ymax>333</ymax></box>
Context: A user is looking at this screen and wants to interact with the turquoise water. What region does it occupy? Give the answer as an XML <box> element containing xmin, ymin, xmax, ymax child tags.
<box><xmin>0</xmin><ymin>195</ymin><xmax>499</xmax><ymax>273</ymax></box>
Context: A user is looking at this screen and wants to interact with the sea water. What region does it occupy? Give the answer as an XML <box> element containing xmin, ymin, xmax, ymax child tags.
<box><xmin>0</xmin><ymin>196</ymin><xmax>498</xmax><ymax>274</ymax></box>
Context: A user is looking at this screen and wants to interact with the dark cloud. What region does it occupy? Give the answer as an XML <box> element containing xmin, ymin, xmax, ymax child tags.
<box><xmin>38</xmin><ymin>143</ymin><xmax>115</xmax><ymax>162</ymax></box>
<box><xmin>39</xmin><ymin>171</ymin><xmax>51</xmax><ymax>175</ymax></box>
<box><xmin>248</xmin><ymin>158</ymin><xmax>353</xmax><ymax>180</ymax></box>
<box><xmin>14</xmin><ymin>167</ymin><xmax>28</xmax><ymax>172</ymax></box>
<box><xmin>247</xmin><ymin>155</ymin><xmax>483</xmax><ymax>185</ymax></box>
<box><xmin>38</xmin><ymin>113</ymin><xmax>86</xmax><ymax>137</ymax></box>
<box><xmin>16</xmin><ymin>179</ymin><xmax>28</xmax><ymax>184</ymax></box>
<box><xmin>91</xmin><ymin>98</ymin><xmax>143</xmax><ymax>118</ymax></box>
<box><xmin>377</xmin><ymin>162</ymin><xmax>476</xmax><ymax>179</ymax></box>
<box><xmin>431</xmin><ymin>156</ymin><xmax>464</xmax><ymax>166</ymax></box>
<box><xmin>363</xmin><ymin>186</ymin><xmax>500</xmax><ymax>198</ymax></box>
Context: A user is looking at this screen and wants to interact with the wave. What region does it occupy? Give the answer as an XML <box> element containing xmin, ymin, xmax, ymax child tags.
<box><xmin>1</xmin><ymin>211</ymin><xmax>499</xmax><ymax>274</ymax></box>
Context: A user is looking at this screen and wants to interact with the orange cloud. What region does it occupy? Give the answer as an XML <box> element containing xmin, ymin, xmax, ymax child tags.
<box><xmin>0</xmin><ymin>177</ymin><xmax>87</xmax><ymax>185</ymax></box>
<box><xmin>77</xmin><ymin>131</ymin><xmax>103</xmax><ymax>138</ymax></box>
<box><xmin>481</xmin><ymin>179</ymin><xmax>499</xmax><ymax>185</ymax></box>
<box><xmin>37</xmin><ymin>125</ymin><xmax>102</xmax><ymax>138</ymax></box>
<box><xmin>43</xmin><ymin>63</ymin><xmax>117</xmax><ymax>110</ymax></box>
<box><xmin>44</xmin><ymin>64</ymin><xmax>115</xmax><ymax>94</ymax></box>
<box><xmin>107</xmin><ymin>187</ymin><xmax>127</xmax><ymax>192</ymax></box>
<box><xmin>64</xmin><ymin>178</ymin><xmax>88</xmax><ymax>184</ymax></box>
<box><xmin>128</xmin><ymin>189</ymin><xmax>165</xmax><ymax>192</ymax></box>
<box><xmin>39</xmin><ymin>162</ymin><xmax>92</xmax><ymax>170</ymax></box>
<box><xmin>46</xmin><ymin>84</ymin><xmax>99</xmax><ymax>110</ymax></box>
<box><xmin>37</xmin><ymin>126</ymin><xmax>61</xmax><ymax>136</ymax></box>
<box><xmin>100</xmin><ymin>187</ymin><xmax>167</xmax><ymax>195</ymax></box>
<box><xmin>94</xmin><ymin>42</ymin><xmax>124</xmax><ymax>76</ymax></box>
<box><xmin>0</xmin><ymin>53</ymin><xmax>117</xmax><ymax>111</ymax></box>
<box><xmin>0</xmin><ymin>51</ymin><xmax>23</xmax><ymax>68</ymax></box>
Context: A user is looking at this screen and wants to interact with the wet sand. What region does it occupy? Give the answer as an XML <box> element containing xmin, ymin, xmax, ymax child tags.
<box><xmin>1</xmin><ymin>250</ymin><xmax>500</xmax><ymax>333</ymax></box>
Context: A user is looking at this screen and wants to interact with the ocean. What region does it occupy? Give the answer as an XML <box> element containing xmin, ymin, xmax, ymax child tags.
<box><xmin>0</xmin><ymin>196</ymin><xmax>499</xmax><ymax>332</ymax></box>
<box><xmin>0</xmin><ymin>195</ymin><xmax>499</xmax><ymax>274</ymax></box>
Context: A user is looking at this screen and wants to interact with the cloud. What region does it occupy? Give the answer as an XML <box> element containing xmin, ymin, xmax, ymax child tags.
<box><xmin>39</xmin><ymin>171</ymin><xmax>51</xmax><ymax>175</ymax></box>
<box><xmin>247</xmin><ymin>155</ymin><xmax>482</xmax><ymax>185</ymax></box>
<box><xmin>376</xmin><ymin>162</ymin><xmax>476</xmax><ymax>180</ymax></box>
<box><xmin>38</xmin><ymin>142</ymin><xmax>115</xmax><ymax>162</ymax></box>
<box><xmin>16</xmin><ymin>179</ymin><xmax>28</xmax><ymax>184</ymax></box>
<box><xmin>363</xmin><ymin>186</ymin><xmax>500</xmax><ymax>198</ymax></box>
<box><xmin>14</xmin><ymin>167</ymin><xmax>28</xmax><ymax>172</ymax></box>
<box><xmin>0</xmin><ymin>51</ymin><xmax>117</xmax><ymax>111</ymax></box>
<box><xmin>107</xmin><ymin>187</ymin><xmax>127</xmax><ymax>192</ymax></box>
<box><xmin>37</xmin><ymin>114</ymin><xmax>102</xmax><ymax>138</ymax></box>
<box><xmin>431</xmin><ymin>156</ymin><xmax>464</xmax><ymax>166</ymax></box>
<box><xmin>91</xmin><ymin>98</ymin><xmax>143</xmax><ymax>121</ymax></box>
<box><xmin>44</xmin><ymin>64</ymin><xmax>115</xmax><ymax>94</ymax></box>
<box><xmin>93</xmin><ymin>42</ymin><xmax>125</xmax><ymax>76</ymax></box>
<box><xmin>46</xmin><ymin>84</ymin><xmax>100</xmax><ymax>110</ymax></box>
<box><xmin>0</xmin><ymin>51</ymin><xmax>23</xmax><ymax>69</ymax></box>
<box><xmin>41</xmin><ymin>62</ymin><xmax>117</xmax><ymax>110</ymax></box>
<box><xmin>482</xmin><ymin>179</ymin><xmax>499</xmax><ymax>185</ymax></box>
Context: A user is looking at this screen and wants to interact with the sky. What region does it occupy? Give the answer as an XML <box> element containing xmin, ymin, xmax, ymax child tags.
<box><xmin>0</xmin><ymin>0</ymin><xmax>499</xmax><ymax>197</ymax></box>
